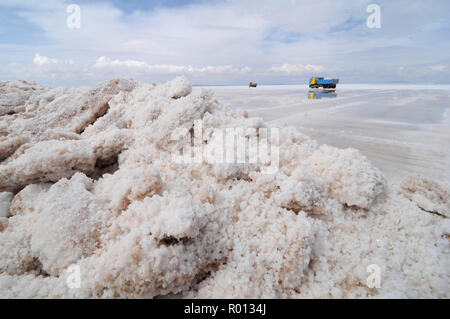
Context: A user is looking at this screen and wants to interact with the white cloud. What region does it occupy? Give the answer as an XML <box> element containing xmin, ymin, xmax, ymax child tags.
<box><xmin>33</xmin><ymin>53</ymin><xmax>74</xmax><ymax>66</ymax></box>
<box><xmin>33</xmin><ymin>53</ymin><xmax>59</xmax><ymax>66</ymax></box>
<box><xmin>240</xmin><ymin>66</ymin><xmax>253</xmax><ymax>74</ymax></box>
<box><xmin>94</xmin><ymin>56</ymin><xmax>147</xmax><ymax>69</ymax></box>
<box><xmin>270</xmin><ymin>63</ymin><xmax>325</xmax><ymax>74</ymax></box>
<box><xmin>430</xmin><ymin>65</ymin><xmax>447</xmax><ymax>72</ymax></box>
<box><xmin>93</xmin><ymin>56</ymin><xmax>251</xmax><ymax>75</ymax></box>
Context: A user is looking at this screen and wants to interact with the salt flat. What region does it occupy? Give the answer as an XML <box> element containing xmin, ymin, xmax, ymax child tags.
<box><xmin>1</xmin><ymin>78</ymin><xmax>448</xmax><ymax>298</ymax></box>
<box><xmin>195</xmin><ymin>85</ymin><xmax>450</xmax><ymax>184</ymax></box>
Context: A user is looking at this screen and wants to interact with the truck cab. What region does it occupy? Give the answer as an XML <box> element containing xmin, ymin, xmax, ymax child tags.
<box><xmin>309</xmin><ymin>77</ymin><xmax>339</xmax><ymax>89</ymax></box>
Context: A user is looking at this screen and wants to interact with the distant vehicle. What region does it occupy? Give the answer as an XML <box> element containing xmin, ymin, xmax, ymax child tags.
<box><xmin>309</xmin><ymin>77</ymin><xmax>339</xmax><ymax>89</ymax></box>
<box><xmin>249</xmin><ymin>82</ymin><xmax>257</xmax><ymax>87</ymax></box>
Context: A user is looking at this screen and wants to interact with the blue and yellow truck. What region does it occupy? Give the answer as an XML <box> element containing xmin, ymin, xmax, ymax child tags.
<box><xmin>309</xmin><ymin>77</ymin><xmax>339</xmax><ymax>89</ymax></box>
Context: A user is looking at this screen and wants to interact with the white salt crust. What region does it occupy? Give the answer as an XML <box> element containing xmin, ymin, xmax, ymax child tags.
<box><xmin>0</xmin><ymin>77</ymin><xmax>448</xmax><ymax>298</ymax></box>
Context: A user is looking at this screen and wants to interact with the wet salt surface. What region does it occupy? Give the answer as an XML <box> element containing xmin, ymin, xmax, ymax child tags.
<box><xmin>195</xmin><ymin>85</ymin><xmax>450</xmax><ymax>184</ymax></box>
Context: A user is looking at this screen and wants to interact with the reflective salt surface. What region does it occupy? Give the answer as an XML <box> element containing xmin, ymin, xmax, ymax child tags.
<box><xmin>194</xmin><ymin>85</ymin><xmax>450</xmax><ymax>184</ymax></box>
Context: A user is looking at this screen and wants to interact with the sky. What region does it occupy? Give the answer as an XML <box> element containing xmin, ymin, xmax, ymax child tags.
<box><xmin>0</xmin><ymin>0</ymin><xmax>449</xmax><ymax>86</ymax></box>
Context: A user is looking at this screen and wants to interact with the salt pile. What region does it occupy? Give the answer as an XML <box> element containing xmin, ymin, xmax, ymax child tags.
<box><xmin>0</xmin><ymin>77</ymin><xmax>448</xmax><ymax>298</ymax></box>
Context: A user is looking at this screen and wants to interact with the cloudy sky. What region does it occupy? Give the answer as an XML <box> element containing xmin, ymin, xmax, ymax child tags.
<box><xmin>1</xmin><ymin>0</ymin><xmax>449</xmax><ymax>86</ymax></box>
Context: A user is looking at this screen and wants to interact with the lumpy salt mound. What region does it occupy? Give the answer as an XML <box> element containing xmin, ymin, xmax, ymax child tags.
<box><xmin>0</xmin><ymin>78</ymin><xmax>448</xmax><ymax>298</ymax></box>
